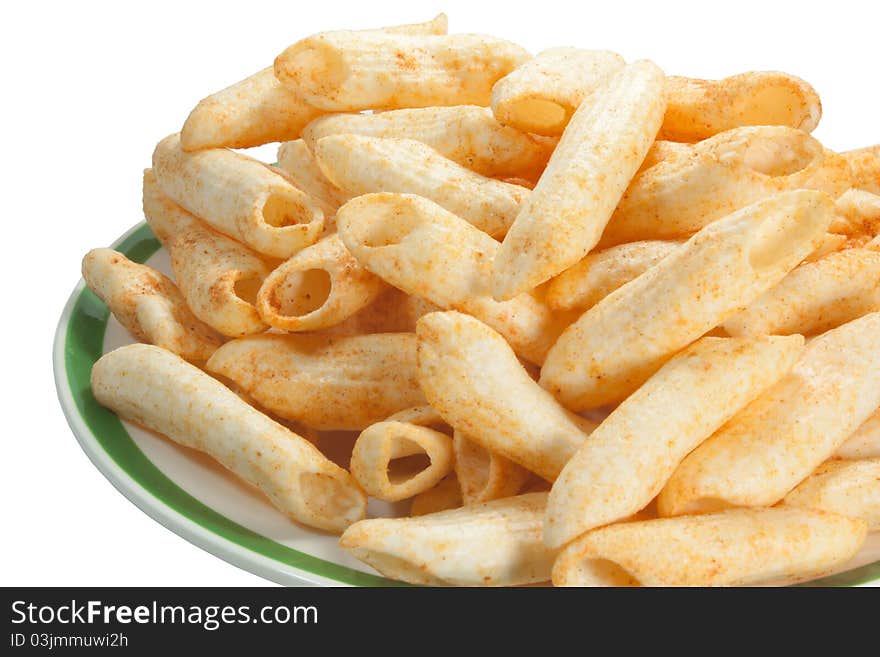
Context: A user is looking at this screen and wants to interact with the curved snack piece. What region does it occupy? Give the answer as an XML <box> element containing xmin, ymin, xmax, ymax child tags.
<box><xmin>492</xmin><ymin>61</ymin><xmax>667</xmax><ymax>300</ymax></box>
<box><xmin>152</xmin><ymin>133</ymin><xmax>324</xmax><ymax>258</ymax></box>
<box><xmin>314</xmin><ymin>134</ymin><xmax>529</xmax><ymax>239</ymax></box>
<box><xmin>337</xmin><ymin>193</ymin><xmax>568</xmax><ymax>365</ymax></box>
<box><xmin>256</xmin><ymin>233</ymin><xmax>387</xmax><ymax>332</ymax></box>
<box><xmin>660</xmin><ymin>71</ymin><xmax>822</xmax><ymax>142</ymax></box>
<box><xmin>205</xmin><ymin>332</ymin><xmax>425</xmax><ymax>430</ymax></box>
<box><xmin>831</xmin><ymin>188</ymin><xmax>880</xmax><ymax>237</ymax></box>
<box><xmin>302</xmin><ymin>106</ymin><xmax>556</xmax><ymax>181</ymax></box>
<box><xmin>340</xmin><ymin>493</ymin><xmax>555</xmax><ymax>586</ymax></box>
<box><xmin>275</xmin><ymin>32</ymin><xmax>529</xmax><ymax>112</ymax></box>
<box><xmin>350</xmin><ymin>406</ymin><xmax>454</xmax><ymax>503</ymax></box>
<box><xmin>546</xmin><ymin>240</ymin><xmax>681</xmax><ymax>312</ymax></box>
<box><xmin>410</xmin><ymin>475</ymin><xmax>463</xmax><ymax>517</ymax></box>
<box><xmin>659</xmin><ymin>311</ymin><xmax>880</xmax><ymax>516</ymax></box>
<box><xmin>601</xmin><ymin>126</ymin><xmax>851</xmax><ymax>246</ymax></box>
<box><xmin>723</xmin><ymin>248</ymin><xmax>880</xmax><ymax>337</ymax></box>
<box><xmin>544</xmin><ymin>335</ymin><xmax>803</xmax><ymax>548</ymax></box>
<box><xmin>842</xmin><ymin>145</ymin><xmax>880</xmax><ymax>194</ymax></box>
<box><xmin>81</xmin><ymin>249</ymin><xmax>222</xmax><ymax>361</ymax></box>
<box><xmin>142</xmin><ymin>170</ymin><xmax>270</xmax><ymax>337</ymax></box>
<box><xmin>323</xmin><ymin>287</ymin><xmax>440</xmax><ymax>336</ymax></box>
<box><xmin>91</xmin><ymin>344</ymin><xmax>366</xmax><ymax>532</ymax></box>
<box><xmin>541</xmin><ymin>190</ymin><xmax>833</xmax><ymax>411</ymax></box>
<box><xmin>490</xmin><ymin>47</ymin><xmax>625</xmax><ymax>136</ymax></box>
<box><xmin>835</xmin><ymin>409</ymin><xmax>880</xmax><ymax>460</ymax></box>
<box><xmin>453</xmin><ymin>431</ymin><xmax>531</xmax><ymax>505</ymax></box>
<box><xmin>783</xmin><ymin>459</ymin><xmax>880</xmax><ymax>530</ymax></box>
<box><xmin>275</xmin><ymin>140</ymin><xmax>352</xmax><ymax>215</ymax></box>
<box><xmin>552</xmin><ymin>508</ymin><xmax>865</xmax><ymax>587</ymax></box>
<box><xmin>416</xmin><ymin>311</ymin><xmax>595</xmax><ymax>481</ymax></box>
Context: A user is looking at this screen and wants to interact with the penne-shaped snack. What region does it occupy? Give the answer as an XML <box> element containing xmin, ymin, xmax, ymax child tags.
<box><xmin>659</xmin><ymin>311</ymin><xmax>880</xmax><ymax>516</ymax></box>
<box><xmin>783</xmin><ymin>459</ymin><xmax>880</xmax><ymax>530</ymax></box>
<box><xmin>490</xmin><ymin>47</ymin><xmax>625</xmax><ymax>136</ymax></box>
<box><xmin>453</xmin><ymin>431</ymin><xmax>531</xmax><ymax>505</ymax></box>
<box><xmin>660</xmin><ymin>71</ymin><xmax>822</xmax><ymax>142</ymax></box>
<box><xmin>830</xmin><ymin>188</ymin><xmax>880</xmax><ymax>237</ymax></box>
<box><xmin>723</xmin><ymin>248</ymin><xmax>880</xmax><ymax>337</ymax></box>
<box><xmin>416</xmin><ymin>311</ymin><xmax>596</xmax><ymax>481</ymax></box>
<box><xmin>92</xmin><ymin>344</ymin><xmax>366</xmax><ymax>532</ymax></box>
<box><xmin>142</xmin><ymin>169</ymin><xmax>270</xmax><ymax>337</ymax></box>
<box><xmin>314</xmin><ymin>134</ymin><xmax>529</xmax><ymax>239</ymax></box>
<box><xmin>350</xmin><ymin>406</ymin><xmax>454</xmax><ymax>502</ymax></box>
<box><xmin>337</xmin><ymin>193</ymin><xmax>568</xmax><ymax>364</ymax></box>
<box><xmin>256</xmin><ymin>233</ymin><xmax>387</xmax><ymax>332</ymax></box>
<box><xmin>323</xmin><ymin>287</ymin><xmax>440</xmax><ymax>336</ymax></box>
<box><xmin>82</xmin><ymin>249</ymin><xmax>223</xmax><ymax>361</ymax></box>
<box><xmin>540</xmin><ymin>190</ymin><xmax>833</xmax><ymax>411</ymax></box>
<box><xmin>552</xmin><ymin>508</ymin><xmax>865</xmax><ymax>587</ymax></box>
<box><xmin>546</xmin><ymin>240</ymin><xmax>681</xmax><ymax>312</ymax></box>
<box><xmin>835</xmin><ymin>409</ymin><xmax>880</xmax><ymax>460</ymax></box>
<box><xmin>274</xmin><ymin>31</ymin><xmax>529</xmax><ymax>112</ymax></box>
<box><xmin>544</xmin><ymin>335</ymin><xmax>804</xmax><ymax>548</ymax></box>
<box><xmin>340</xmin><ymin>493</ymin><xmax>556</xmax><ymax>586</ymax></box>
<box><xmin>600</xmin><ymin>126</ymin><xmax>851</xmax><ymax>246</ymax></box>
<box><xmin>492</xmin><ymin>61</ymin><xmax>667</xmax><ymax>300</ymax></box>
<box><xmin>410</xmin><ymin>475</ymin><xmax>463</xmax><ymax>517</ymax></box>
<box><xmin>842</xmin><ymin>145</ymin><xmax>880</xmax><ymax>194</ymax></box>
<box><xmin>205</xmin><ymin>332</ymin><xmax>425</xmax><ymax>430</ymax></box>
<box><xmin>302</xmin><ymin>106</ymin><xmax>556</xmax><ymax>181</ymax></box>
<box><xmin>275</xmin><ymin>140</ymin><xmax>352</xmax><ymax>215</ymax></box>
<box><xmin>152</xmin><ymin>133</ymin><xmax>324</xmax><ymax>258</ymax></box>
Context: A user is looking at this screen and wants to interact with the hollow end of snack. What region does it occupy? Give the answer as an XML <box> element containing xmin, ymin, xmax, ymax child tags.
<box><xmin>257</xmin><ymin>265</ymin><xmax>334</xmax><ymax>331</ymax></box>
<box><xmin>497</xmin><ymin>95</ymin><xmax>572</xmax><ymax>137</ymax></box>
<box><xmin>732</xmin><ymin>127</ymin><xmax>824</xmax><ymax>178</ymax></box>
<box><xmin>275</xmin><ymin>38</ymin><xmax>347</xmax><ymax>106</ymax></box>
<box><xmin>736</xmin><ymin>73</ymin><xmax>822</xmax><ymax>134</ymax></box>
<box><xmin>338</xmin><ymin>192</ymin><xmax>427</xmax><ymax>252</ymax></box>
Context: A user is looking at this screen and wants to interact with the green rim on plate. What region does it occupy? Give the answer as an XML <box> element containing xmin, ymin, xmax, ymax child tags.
<box><xmin>58</xmin><ymin>223</ymin><xmax>880</xmax><ymax>587</ymax></box>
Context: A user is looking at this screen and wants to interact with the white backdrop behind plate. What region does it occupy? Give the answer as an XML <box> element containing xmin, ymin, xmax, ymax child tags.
<box><xmin>2</xmin><ymin>0</ymin><xmax>878</xmax><ymax>586</ymax></box>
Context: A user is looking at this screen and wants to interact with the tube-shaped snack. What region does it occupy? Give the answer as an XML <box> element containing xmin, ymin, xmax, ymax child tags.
<box><xmin>275</xmin><ymin>140</ymin><xmax>352</xmax><ymax>215</ymax></box>
<box><xmin>350</xmin><ymin>406</ymin><xmax>454</xmax><ymax>502</ymax></box>
<box><xmin>783</xmin><ymin>459</ymin><xmax>880</xmax><ymax>530</ymax></box>
<box><xmin>314</xmin><ymin>135</ymin><xmax>529</xmax><ymax>239</ymax></box>
<box><xmin>492</xmin><ymin>61</ymin><xmax>666</xmax><ymax>300</ymax></box>
<box><xmin>302</xmin><ymin>106</ymin><xmax>556</xmax><ymax>181</ymax></box>
<box><xmin>453</xmin><ymin>431</ymin><xmax>531</xmax><ymax>505</ymax></box>
<box><xmin>541</xmin><ymin>190</ymin><xmax>833</xmax><ymax>410</ymax></box>
<box><xmin>81</xmin><ymin>249</ymin><xmax>222</xmax><ymax>361</ymax></box>
<box><xmin>410</xmin><ymin>475</ymin><xmax>463</xmax><ymax>517</ymax></box>
<box><xmin>842</xmin><ymin>145</ymin><xmax>880</xmax><ymax>194</ymax></box>
<box><xmin>275</xmin><ymin>32</ymin><xmax>529</xmax><ymax>112</ymax></box>
<box><xmin>205</xmin><ymin>332</ymin><xmax>424</xmax><ymax>430</ymax></box>
<box><xmin>152</xmin><ymin>133</ymin><xmax>324</xmax><ymax>258</ymax></box>
<box><xmin>546</xmin><ymin>240</ymin><xmax>681</xmax><ymax>312</ymax></box>
<box><xmin>256</xmin><ymin>233</ymin><xmax>387</xmax><ymax>332</ymax></box>
<box><xmin>92</xmin><ymin>344</ymin><xmax>366</xmax><ymax>532</ymax></box>
<box><xmin>337</xmin><ymin>193</ymin><xmax>568</xmax><ymax>365</ymax></box>
<box><xmin>723</xmin><ymin>249</ymin><xmax>880</xmax><ymax>337</ymax></box>
<box><xmin>490</xmin><ymin>48</ymin><xmax>625</xmax><ymax>136</ymax></box>
<box><xmin>552</xmin><ymin>508</ymin><xmax>865</xmax><ymax>587</ymax></box>
<box><xmin>417</xmin><ymin>311</ymin><xmax>596</xmax><ymax>481</ymax></box>
<box><xmin>830</xmin><ymin>188</ymin><xmax>880</xmax><ymax>237</ymax></box>
<box><xmin>544</xmin><ymin>335</ymin><xmax>803</xmax><ymax>548</ymax></box>
<box><xmin>659</xmin><ymin>312</ymin><xmax>880</xmax><ymax>515</ymax></box>
<box><xmin>323</xmin><ymin>288</ymin><xmax>440</xmax><ymax>336</ymax></box>
<box><xmin>600</xmin><ymin>126</ymin><xmax>851</xmax><ymax>246</ymax></box>
<box><xmin>142</xmin><ymin>170</ymin><xmax>270</xmax><ymax>337</ymax></box>
<box><xmin>660</xmin><ymin>71</ymin><xmax>822</xmax><ymax>142</ymax></box>
<box><xmin>835</xmin><ymin>409</ymin><xmax>880</xmax><ymax>460</ymax></box>
<box><xmin>340</xmin><ymin>493</ymin><xmax>555</xmax><ymax>586</ymax></box>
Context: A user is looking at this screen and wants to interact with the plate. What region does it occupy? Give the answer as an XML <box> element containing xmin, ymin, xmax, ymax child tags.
<box><xmin>54</xmin><ymin>222</ymin><xmax>880</xmax><ymax>586</ymax></box>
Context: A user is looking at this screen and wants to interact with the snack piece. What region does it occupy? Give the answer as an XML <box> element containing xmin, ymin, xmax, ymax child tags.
<box><xmin>783</xmin><ymin>459</ymin><xmax>880</xmax><ymax>530</ymax></box>
<box><xmin>82</xmin><ymin>248</ymin><xmax>222</xmax><ymax>361</ymax></box>
<box><xmin>152</xmin><ymin>133</ymin><xmax>324</xmax><ymax>258</ymax></box>
<box><xmin>205</xmin><ymin>332</ymin><xmax>425</xmax><ymax>430</ymax></box>
<box><xmin>830</xmin><ymin>188</ymin><xmax>880</xmax><ymax>237</ymax></box>
<box><xmin>660</xmin><ymin>71</ymin><xmax>822</xmax><ymax>142</ymax></box>
<box><xmin>453</xmin><ymin>431</ymin><xmax>531</xmax><ymax>505</ymax></box>
<box><xmin>540</xmin><ymin>190</ymin><xmax>833</xmax><ymax>410</ymax></box>
<box><xmin>490</xmin><ymin>47</ymin><xmax>625</xmax><ymax>136</ymax></box>
<box><xmin>659</xmin><ymin>311</ymin><xmax>880</xmax><ymax>515</ymax></box>
<box><xmin>340</xmin><ymin>493</ymin><xmax>555</xmax><ymax>586</ymax></box>
<box><xmin>835</xmin><ymin>409</ymin><xmax>880</xmax><ymax>460</ymax></box>
<box><xmin>842</xmin><ymin>145</ymin><xmax>880</xmax><ymax>194</ymax></box>
<box><xmin>142</xmin><ymin>169</ymin><xmax>270</xmax><ymax>337</ymax></box>
<box><xmin>275</xmin><ymin>31</ymin><xmax>529</xmax><ymax>111</ymax></box>
<box><xmin>492</xmin><ymin>61</ymin><xmax>666</xmax><ymax>299</ymax></box>
<box><xmin>545</xmin><ymin>335</ymin><xmax>803</xmax><ymax>548</ymax></box>
<box><xmin>552</xmin><ymin>508</ymin><xmax>865</xmax><ymax>587</ymax></box>
<box><xmin>410</xmin><ymin>475</ymin><xmax>463</xmax><ymax>517</ymax></box>
<box><xmin>91</xmin><ymin>344</ymin><xmax>366</xmax><ymax>532</ymax></box>
<box><xmin>275</xmin><ymin>140</ymin><xmax>352</xmax><ymax>214</ymax></box>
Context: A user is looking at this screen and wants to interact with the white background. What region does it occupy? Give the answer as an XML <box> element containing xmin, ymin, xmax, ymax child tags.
<box><xmin>2</xmin><ymin>0</ymin><xmax>878</xmax><ymax>586</ymax></box>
